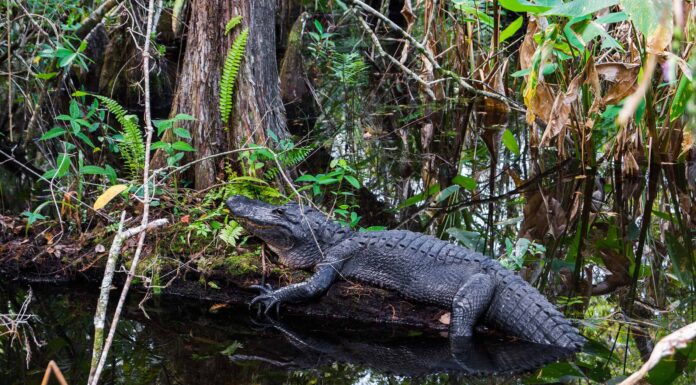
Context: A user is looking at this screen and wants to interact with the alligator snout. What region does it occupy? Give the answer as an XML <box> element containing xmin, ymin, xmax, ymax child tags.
<box><xmin>226</xmin><ymin>195</ymin><xmax>255</xmax><ymax>216</ymax></box>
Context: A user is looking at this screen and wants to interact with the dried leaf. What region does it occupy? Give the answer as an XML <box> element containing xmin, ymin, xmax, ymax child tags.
<box><xmin>209</xmin><ymin>303</ymin><xmax>230</xmax><ymax>313</ymax></box>
<box><xmin>526</xmin><ymin>83</ymin><xmax>555</xmax><ymax>124</ymax></box>
<box><xmin>93</xmin><ymin>185</ymin><xmax>128</xmax><ymax>210</ymax></box>
<box><xmin>480</xmin><ymin>60</ymin><xmax>511</xmax><ymax>127</ymax></box>
<box><xmin>596</xmin><ymin>62</ymin><xmax>640</xmax><ymax>105</ymax></box>
<box><xmin>682</xmin><ymin>129</ymin><xmax>695</xmax><ymax>156</ymax></box>
<box><xmin>519</xmin><ymin>17</ymin><xmax>539</xmax><ymax>71</ymax></box>
<box><xmin>541</xmin><ymin>59</ymin><xmax>598</xmax><ymax>146</ymax></box>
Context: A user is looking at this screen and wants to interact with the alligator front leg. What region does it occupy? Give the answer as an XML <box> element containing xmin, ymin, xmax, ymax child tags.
<box><xmin>450</xmin><ymin>273</ymin><xmax>496</xmax><ymax>343</ymax></box>
<box><xmin>250</xmin><ymin>240</ymin><xmax>358</xmax><ymax>314</ymax></box>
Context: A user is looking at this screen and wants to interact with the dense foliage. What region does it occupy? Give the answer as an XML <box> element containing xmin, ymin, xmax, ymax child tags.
<box><xmin>1</xmin><ymin>0</ymin><xmax>694</xmax><ymax>384</ymax></box>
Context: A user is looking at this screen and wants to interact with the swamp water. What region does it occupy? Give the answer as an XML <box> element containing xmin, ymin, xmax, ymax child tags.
<box><xmin>0</xmin><ymin>283</ymin><xmax>577</xmax><ymax>385</ymax></box>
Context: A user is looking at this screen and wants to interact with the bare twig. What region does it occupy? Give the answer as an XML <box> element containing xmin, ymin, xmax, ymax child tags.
<box><xmin>7</xmin><ymin>0</ymin><xmax>13</xmax><ymax>142</ymax></box>
<box><xmin>87</xmin><ymin>213</ymin><xmax>168</xmax><ymax>382</ymax></box>
<box><xmin>347</xmin><ymin>0</ymin><xmax>524</xmax><ymax>111</ymax></box>
<box><xmin>352</xmin><ymin>10</ymin><xmax>436</xmax><ymax>100</ymax></box>
<box><xmin>88</xmin><ymin>1</ymin><xmax>164</xmax><ymax>384</ymax></box>
<box><xmin>41</xmin><ymin>361</ymin><xmax>68</xmax><ymax>385</ymax></box>
<box><xmin>75</xmin><ymin>0</ymin><xmax>122</xmax><ymax>39</ymax></box>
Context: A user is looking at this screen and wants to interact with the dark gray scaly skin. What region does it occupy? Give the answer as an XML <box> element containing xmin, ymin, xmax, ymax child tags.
<box><xmin>226</xmin><ymin>195</ymin><xmax>585</xmax><ymax>350</ymax></box>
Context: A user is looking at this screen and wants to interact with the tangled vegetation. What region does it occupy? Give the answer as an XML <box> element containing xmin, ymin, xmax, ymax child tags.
<box><xmin>0</xmin><ymin>0</ymin><xmax>695</xmax><ymax>384</ymax></box>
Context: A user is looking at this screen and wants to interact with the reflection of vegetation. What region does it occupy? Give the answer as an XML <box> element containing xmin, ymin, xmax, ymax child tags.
<box><xmin>1</xmin><ymin>0</ymin><xmax>694</xmax><ymax>383</ymax></box>
<box><xmin>0</xmin><ymin>286</ymin><xmax>546</xmax><ymax>385</ymax></box>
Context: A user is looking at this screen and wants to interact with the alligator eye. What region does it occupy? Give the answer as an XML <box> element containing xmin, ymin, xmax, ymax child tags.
<box><xmin>273</xmin><ymin>207</ymin><xmax>286</xmax><ymax>215</ymax></box>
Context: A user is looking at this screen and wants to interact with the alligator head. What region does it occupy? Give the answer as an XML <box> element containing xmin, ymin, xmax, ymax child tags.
<box><xmin>226</xmin><ymin>195</ymin><xmax>348</xmax><ymax>269</ymax></box>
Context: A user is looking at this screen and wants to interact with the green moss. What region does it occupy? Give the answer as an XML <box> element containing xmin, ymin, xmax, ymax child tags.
<box><xmin>224</xmin><ymin>252</ymin><xmax>259</xmax><ymax>277</ymax></box>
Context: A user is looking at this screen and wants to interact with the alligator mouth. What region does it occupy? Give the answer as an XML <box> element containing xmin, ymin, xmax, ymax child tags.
<box><xmin>235</xmin><ymin>217</ymin><xmax>276</xmax><ymax>229</ymax></box>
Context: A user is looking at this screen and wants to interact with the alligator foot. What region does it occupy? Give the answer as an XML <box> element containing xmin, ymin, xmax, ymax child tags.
<box><xmin>249</xmin><ymin>284</ymin><xmax>282</xmax><ymax>316</ymax></box>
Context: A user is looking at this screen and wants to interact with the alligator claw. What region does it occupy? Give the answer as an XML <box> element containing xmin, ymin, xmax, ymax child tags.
<box><xmin>248</xmin><ymin>283</ymin><xmax>274</xmax><ymax>294</ymax></box>
<box><xmin>249</xmin><ymin>284</ymin><xmax>282</xmax><ymax>315</ymax></box>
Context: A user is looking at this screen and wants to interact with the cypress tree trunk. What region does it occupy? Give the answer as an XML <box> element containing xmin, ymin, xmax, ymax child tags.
<box><xmin>170</xmin><ymin>0</ymin><xmax>289</xmax><ymax>189</ymax></box>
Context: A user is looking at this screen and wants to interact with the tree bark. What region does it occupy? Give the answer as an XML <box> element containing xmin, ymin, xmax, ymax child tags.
<box><xmin>170</xmin><ymin>0</ymin><xmax>289</xmax><ymax>189</ymax></box>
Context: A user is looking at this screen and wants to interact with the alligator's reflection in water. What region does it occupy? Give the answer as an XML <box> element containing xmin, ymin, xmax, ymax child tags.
<box><xmin>0</xmin><ymin>284</ymin><xmax>577</xmax><ymax>384</ymax></box>
<box><xmin>234</xmin><ymin>318</ymin><xmax>576</xmax><ymax>377</ymax></box>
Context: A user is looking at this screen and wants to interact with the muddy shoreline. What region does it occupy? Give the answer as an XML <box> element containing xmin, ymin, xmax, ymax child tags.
<box><xmin>0</xmin><ymin>225</ymin><xmax>448</xmax><ymax>331</ymax></box>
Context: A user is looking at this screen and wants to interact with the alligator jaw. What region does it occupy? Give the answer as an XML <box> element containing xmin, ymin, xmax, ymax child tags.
<box><xmin>225</xmin><ymin>195</ymin><xmax>294</xmax><ymax>252</ymax></box>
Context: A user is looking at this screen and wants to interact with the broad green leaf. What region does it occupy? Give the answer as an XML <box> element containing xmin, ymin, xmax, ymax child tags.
<box><xmin>173</xmin><ymin>127</ymin><xmax>192</xmax><ymax>139</ymax></box>
<box><xmin>452</xmin><ymin>175</ymin><xmax>477</xmax><ymax>190</ymax></box>
<box><xmin>55</xmin><ymin>153</ymin><xmax>71</xmax><ymax>178</ymax></box>
<box><xmin>670</xmin><ymin>76</ymin><xmax>691</xmax><ymax>122</ymax></box>
<box><xmin>360</xmin><ymin>226</ymin><xmax>387</xmax><ymax>232</ymax></box>
<box><xmin>511</xmin><ymin>68</ymin><xmax>532</xmax><ymax>78</ymax></box>
<box><xmin>40</xmin><ymin>127</ymin><xmax>66</xmax><ymax>140</ymax></box>
<box><xmin>150</xmin><ymin>141</ymin><xmax>170</xmax><ymax>150</ymax></box>
<box><xmin>501</xmin><ymin>129</ymin><xmax>520</xmax><ymax>155</ymax></box>
<box><xmin>80</xmin><ymin>165</ymin><xmax>108</xmax><ymax>175</ymax></box>
<box><xmin>316</xmin><ymin>177</ymin><xmax>339</xmax><ymax>185</ymax></box>
<box><xmin>344</xmin><ymin>175</ymin><xmax>360</xmax><ymax>189</ymax></box>
<box><xmin>500</xmin><ymin>16</ymin><xmax>524</xmax><ymax>43</ymax></box>
<box><xmin>398</xmin><ymin>184</ymin><xmax>441</xmax><ymax>209</ymax></box>
<box><xmin>104</xmin><ymin>165</ymin><xmax>118</xmax><ymax>184</ymax></box>
<box><xmin>620</xmin><ymin>0</ymin><xmax>672</xmax><ymax>45</ymax></box>
<box><xmin>75</xmin><ymin>132</ymin><xmax>95</xmax><ymax>148</ymax></box>
<box><xmin>295</xmin><ymin>174</ymin><xmax>317</xmax><ymax>183</ymax></box>
<box><xmin>154</xmin><ymin>119</ymin><xmax>173</xmax><ymax>136</ymax></box>
<box><xmin>452</xmin><ymin>175</ymin><xmax>477</xmax><ymax>191</ymax></box>
<box><xmin>93</xmin><ymin>184</ymin><xmax>128</xmax><ymax>210</ymax></box>
<box><xmin>543</xmin><ymin>0</ymin><xmax>619</xmax><ymax>17</ymax></box>
<box><xmin>266</xmin><ymin>128</ymin><xmax>279</xmax><ymax>143</ymax></box>
<box><xmin>499</xmin><ymin>0</ymin><xmax>552</xmax><ymax>14</ymax></box>
<box><xmin>69</xmin><ymin>100</ymin><xmax>80</xmax><ymax>118</ymax></box>
<box><xmin>446</xmin><ymin>227</ymin><xmax>484</xmax><ymax>251</ymax></box>
<box><xmin>172</xmin><ymin>141</ymin><xmax>195</xmax><ymax>151</ymax></box>
<box><xmin>456</xmin><ymin>5</ymin><xmax>494</xmax><ymax>26</ymax></box>
<box><xmin>58</xmin><ymin>52</ymin><xmax>78</xmax><ymax>68</ymax></box>
<box><xmin>595</xmin><ymin>12</ymin><xmax>627</xmax><ymax>24</ymax></box>
<box><xmin>437</xmin><ymin>185</ymin><xmax>460</xmax><ymax>202</ymax></box>
<box><xmin>35</xmin><ymin>72</ymin><xmax>59</xmax><ymax>80</ymax></box>
<box><xmin>173</xmin><ymin>113</ymin><xmax>195</xmax><ymax>121</ymax></box>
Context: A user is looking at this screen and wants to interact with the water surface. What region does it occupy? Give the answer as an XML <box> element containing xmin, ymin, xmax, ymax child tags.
<box><xmin>0</xmin><ymin>283</ymin><xmax>575</xmax><ymax>385</ymax></box>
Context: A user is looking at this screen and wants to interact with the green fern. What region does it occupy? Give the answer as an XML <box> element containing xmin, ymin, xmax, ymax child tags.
<box><xmin>332</xmin><ymin>52</ymin><xmax>369</xmax><ymax>87</ymax></box>
<box><xmin>95</xmin><ymin>95</ymin><xmax>145</xmax><ymax>178</ymax></box>
<box><xmin>263</xmin><ymin>146</ymin><xmax>312</xmax><ymax>180</ymax></box>
<box><xmin>219</xmin><ymin>28</ymin><xmax>249</xmax><ymax>124</ymax></box>
<box><xmin>224</xmin><ymin>16</ymin><xmax>243</xmax><ymax>35</ymax></box>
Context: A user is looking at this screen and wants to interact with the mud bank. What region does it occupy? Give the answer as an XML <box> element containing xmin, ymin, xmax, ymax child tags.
<box><xmin>0</xmin><ymin>218</ymin><xmax>448</xmax><ymax>331</ymax></box>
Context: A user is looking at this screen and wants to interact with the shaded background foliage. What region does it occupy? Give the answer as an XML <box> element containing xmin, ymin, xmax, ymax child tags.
<box><xmin>0</xmin><ymin>0</ymin><xmax>695</xmax><ymax>383</ymax></box>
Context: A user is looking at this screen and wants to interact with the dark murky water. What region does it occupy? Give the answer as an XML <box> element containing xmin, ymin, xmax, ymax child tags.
<box><xmin>0</xmin><ymin>283</ymin><xmax>576</xmax><ymax>385</ymax></box>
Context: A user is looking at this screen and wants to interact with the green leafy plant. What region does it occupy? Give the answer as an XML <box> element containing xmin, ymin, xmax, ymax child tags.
<box><xmin>38</xmin><ymin>37</ymin><xmax>90</xmax><ymax>70</ymax></box>
<box><xmin>21</xmin><ymin>201</ymin><xmax>51</xmax><ymax>232</ymax></box>
<box><xmin>151</xmin><ymin>114</ymin><xmax>196</xmax><ymax>167</ymax></box>
<box><xmin>219</xmin><ymin>17</ymin><xmax>249</xmax><ymax>124</ymax></box>
<box><xmin>92</xmin><ymin>95</ymin><xmax>146</xmax><ymax>179</ymax></box>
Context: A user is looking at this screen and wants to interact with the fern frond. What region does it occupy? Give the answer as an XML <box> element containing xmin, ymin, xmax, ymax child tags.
<box><xmin>263</xmin><ymin>146</ymin><xmax>312</xmax><ymax>180</ymax></box>
<box><xmin>219</xmin><ymin>28</ymin><xmax>249</xmax><ymax>124</ymax></box>
<box><xmin>224</xmin><ymin>16</ymin><xmax>243</xmax><ymax>35</ymax></box>
<box><xmin>95</xmin><ymin>95</ymin><xmax>145</xmax><ymax>178</ymax></box>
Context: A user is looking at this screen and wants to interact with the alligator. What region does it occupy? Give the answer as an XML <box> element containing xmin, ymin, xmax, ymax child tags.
<box><xmin>226</xmin><ymin>195</ymin><xmax>585</xmax><ymax>350</ymax></box>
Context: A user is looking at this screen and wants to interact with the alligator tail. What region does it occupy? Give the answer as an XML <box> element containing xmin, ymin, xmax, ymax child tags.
<box><xmin>484</xmin><ymin>267</ymin><xmax>585</xmax><ymax>350</ymax></box>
